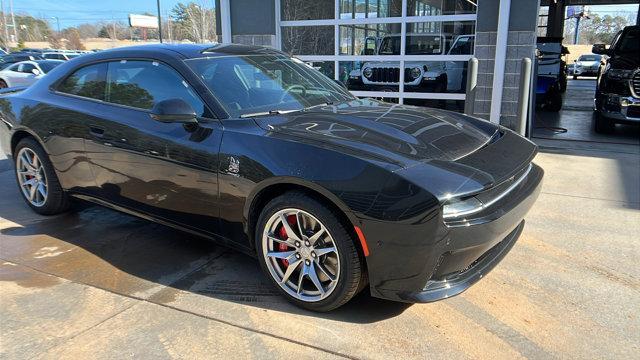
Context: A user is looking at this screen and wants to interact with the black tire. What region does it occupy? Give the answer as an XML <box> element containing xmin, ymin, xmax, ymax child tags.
<box><xmin>13</xmin><ymin>137</ymin><xmax>70</xmax><ymax>215</ymax></box>
<box><xmin>594</xmin><ymin>111</ymin><xmax>615</xmax><ymax>133</ymax></box>
<box><xmin>255</xmin><ymin>191</ymin><xmax>364</xmax><ymax>312</ymax></box>
<box><xmin>572</xmin><ymin>75</ymin><xmax>578</xmax><ymax>80</ymax></box>
<box><xmin>0</xmin><ymin>79</ymin><xmax>7</xmax><ymax>88</ymax></box>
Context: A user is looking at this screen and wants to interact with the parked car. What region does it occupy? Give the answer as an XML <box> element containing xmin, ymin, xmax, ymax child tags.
<box><xmin>0</xmin><ymin>44</ymin><xmax>543</xmax><ymax>311</ymax></box>
<box><xmin>592</xmin><ymin>25</ymin><xmax>640</xmax><ymax>132</ymax></box>
<box><xmin>347</xmin><ymin>33</ymin><xmax>474</xmax><ymax>93</ymax></box>
<box><xmin>572</xmin><ymin>54</ymin><xmax>603</xmax><ymax>79</ymax></box>
<box><xmin>0</xmin><ymin>60</ymin><xmax>64</xmax><ymax>88</ymax></box>
<box><xmin>0</xmin><ymin>53</ymin><xmax>44</xmax><ymax>70</ymax></box>
<box><xmin>42</xmin><ymin>52</ymin><xmax>82</xmax><ymax>61</ymax></box>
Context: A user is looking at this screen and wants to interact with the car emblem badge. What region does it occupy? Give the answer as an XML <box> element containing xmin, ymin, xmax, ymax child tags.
<box><xmin>228</xmin><ymin>156</ymin><xmax>240</xmax><ymax>175</ymax></box>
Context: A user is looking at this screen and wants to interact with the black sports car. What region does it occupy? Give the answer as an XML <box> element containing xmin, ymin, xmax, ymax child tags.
<box><xmin>0</xmin><ymin>44</ymin><xmax>543</xmax><ymax>311</ymax></box>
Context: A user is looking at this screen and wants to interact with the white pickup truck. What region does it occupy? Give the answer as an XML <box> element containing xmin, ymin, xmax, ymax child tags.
<box><xmin>347</xmin><ymin>33</ymin><xmax>474</xmax><ymax>93</ymax></box>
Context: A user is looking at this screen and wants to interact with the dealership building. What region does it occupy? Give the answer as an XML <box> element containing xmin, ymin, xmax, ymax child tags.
<box><xmin>214</xmin><ymin>0</ymin><xmax>635</xmax><ymax>130</ymax></box>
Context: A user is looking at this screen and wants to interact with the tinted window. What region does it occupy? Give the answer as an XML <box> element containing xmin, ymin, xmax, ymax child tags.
<box><xmin>578</xmin><ymin>55</ymin><xmax>599</xmax><ymax>61</ymax></box>
<box><xmin>57</xmin><ymin>63</ymin><xmax>107</xmax><ymax>100</ymax></box>
<box><xmin>19</xmin><ymin>63</ymin><xmax>36</xmax><ymax>73</ymax></box>
<box><xmin>106</xmin><ymin>60</ymin><xmax>207</xmax><ymax>117</ymax></box>
<box><xmin>37</xmin><ymin>61</ymin><xmax>61</xmax><ymax>73</ymax></box>
<box><xmin>7</xmin><ymin>64</ymin><xmax>19</xmax><ymax>72</ymax></box>
<box><xmin>186</xmin><ymin>55</ymin><xmax>354</xmax><ymax>117</ymax></box>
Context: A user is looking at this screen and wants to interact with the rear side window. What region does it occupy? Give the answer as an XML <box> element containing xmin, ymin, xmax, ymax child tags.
<box><xmin>105</xmin><ymin>60</ymin><xmax>207</xmax><ymax>117</ymax></box>
<box><xmin>18</xmin><ymin>63</ymin><xmax>36</xmax><ymax>73</ymax></box>
<box><xmin>57</xmin><ymin>63</ymin><xmax>107</xmax><ymax>100</ymax></box>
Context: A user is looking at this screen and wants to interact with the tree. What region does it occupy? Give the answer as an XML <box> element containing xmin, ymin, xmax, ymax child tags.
<box><xmin>170</xmin><ymin>1</ymin><xmax>216</xmax><ymax>43</ymax></box>
<box><xmin>64</xmin><ymin>28</ymin><xmax>86</xmax><ymax>50</ymax></box>
<box><xmin>564</xmin><ymin>13</ymin><xmax>634</xmax><ymax>45</ymax></box>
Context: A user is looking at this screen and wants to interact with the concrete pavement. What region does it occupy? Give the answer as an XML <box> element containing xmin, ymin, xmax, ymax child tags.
<box><xmin>1</xmin><ymin>145</ymin><xmax>639</xmax><ymax>359</ymax></box>
<box><xmin>533</xmin><ymin>78</ymin><xmax>640</xmax><ymax>145</ymax></box>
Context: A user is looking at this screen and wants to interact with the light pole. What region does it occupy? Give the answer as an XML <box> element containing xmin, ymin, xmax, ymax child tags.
<box><xmin>156</xmin><ymin>0</ymin><xmax>163</xmax><ymax>43</ymax></box>
<box><xmin>51</xmin><ymin>16</ymin><xmax>60</xmax><ymax>34</ymax></box>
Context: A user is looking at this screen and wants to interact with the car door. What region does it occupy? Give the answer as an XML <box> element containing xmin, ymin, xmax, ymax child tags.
<box><xmin>83</xmin><ymin>59</ymin><xmax>223</xmax><ymax>235</ymax></box>
<box><xmin>8</xmin><ymin>63</ymin><xmax>32</xmax><ymax>86</ymax></box>
<box><xmin>17</xmin><ymin>63</ymin><xmax>40</xmax><ymax>86</ymax></box>
<box><xmin>2</xmin><ymin>63</ymin><xmax>21</xmax><ymax>86</ymax></box>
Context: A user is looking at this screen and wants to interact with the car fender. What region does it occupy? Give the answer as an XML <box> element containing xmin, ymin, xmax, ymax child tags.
<box><xmin>244</xmin><ymin>175</ymin><xmax>359</xmax><ymax>228</ymax></box>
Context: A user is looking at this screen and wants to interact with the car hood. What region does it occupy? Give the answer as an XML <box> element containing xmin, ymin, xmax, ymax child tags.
<box><xmin>253</xmin><ymin>99</ymin><xmax>499</xmax><ymax>168</ymax></box>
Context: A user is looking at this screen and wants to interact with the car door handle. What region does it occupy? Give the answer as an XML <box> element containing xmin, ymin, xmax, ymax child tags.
<box><xmin>89</xmin><ymin>126</ymin><xmax>105</xmax><ymax>137</ymax></box>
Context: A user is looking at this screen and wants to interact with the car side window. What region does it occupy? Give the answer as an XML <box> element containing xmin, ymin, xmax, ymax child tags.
<box><xmin>105</xmin><ymin>60</ymin><xmax>207</xmax><ymax>117</ymax></box>
<box><xmin>19</xmin><ymin>63</ymin><xmax>36</xmax><ymax>73</ymax></box>
<box><xmin>57</xmin><ymin>63</ymin><xmax>107</xmax><ymax>101</ymax></box>
<box><xmin>7</xmin><ymin>64</ymin><xmax>20</xmax><ymax>72</ymax></box>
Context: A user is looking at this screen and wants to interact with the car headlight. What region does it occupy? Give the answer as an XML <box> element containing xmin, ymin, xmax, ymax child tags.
<box><xmin>606</xmin><ymin>69</ymin><xmax>634</xmax><ymax>80</ymax></box>
<box><xmin>442</xmin><ymin>196</ymin><xmax>483</xmax><ymax>219</ymax></box>
<box><xmin>410</xmin><ymin>67</ymin><xmax>421</xmax><ymax>80</ymax></box>
<box><xmin>363</xmin><ymin>67</ymin><xmax>373</xmax><ymax>78</ymax></box>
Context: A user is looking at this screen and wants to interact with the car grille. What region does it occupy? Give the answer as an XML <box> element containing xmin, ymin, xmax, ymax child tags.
<box><xmin>369</xmin><ymin>67</ymin><xmax>414</xmax><ymax>83</ymax></box>
<box><xmin>632</xmin><ymin>71</ymin><xmax>640</xmax><ymax>97</ymax></box>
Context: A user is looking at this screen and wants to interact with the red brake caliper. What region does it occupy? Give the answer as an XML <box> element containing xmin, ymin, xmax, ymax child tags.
<box><xmin>277</xmin><ymin>215</ymin><xmax>298</xmax><ymax>268</ymax></box>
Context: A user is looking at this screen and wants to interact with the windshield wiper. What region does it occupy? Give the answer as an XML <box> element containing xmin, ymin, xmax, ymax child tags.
<box><xmin>240</xmin><ymin>109</ymin><xmax>299</xmax><ymax>118</ymax></box>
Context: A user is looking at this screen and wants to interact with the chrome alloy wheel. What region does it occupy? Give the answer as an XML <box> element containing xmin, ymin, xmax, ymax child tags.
<box><xmin>16</xmin><ymin>147</ymin><xmax>48</xmax><ymax>207</ymax></box>
<box><xmin>262</xmin><ymin>208</ymin><xmax>340</xmax><ymax>302</ymax></box>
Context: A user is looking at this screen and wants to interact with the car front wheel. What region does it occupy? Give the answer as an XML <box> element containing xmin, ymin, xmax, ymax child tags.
<box><xmin>14</xmin><ymin>138</ymin><xmax>69</xmax><ymax>215</ymax></box>
<box><xmin>256</xmin><ymin>192</ymin><xmax>364</xmax><ymax>311</ymax></box>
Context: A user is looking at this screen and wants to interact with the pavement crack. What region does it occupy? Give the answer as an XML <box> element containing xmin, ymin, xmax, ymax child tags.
<box><xmin>29</xmin><ymin>302</ymin><xmax>139</xmax><ymax>360</ymax></box>
<box><xmin>540</xmin><ymin>190</ymin><xmax>640</xmax><ymax>205</ymax></box>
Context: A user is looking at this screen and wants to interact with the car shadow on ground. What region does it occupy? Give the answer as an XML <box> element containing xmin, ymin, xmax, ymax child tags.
<box><xmin>0</xmin><ymin>189</ymin><xmax>411</xmax><ymax>323</ymax></box>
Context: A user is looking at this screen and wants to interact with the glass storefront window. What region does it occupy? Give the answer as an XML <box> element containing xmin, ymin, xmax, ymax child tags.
<box><xmin>406</xmin><ymin>21</ymin><xmax>476</xmax><ymax>54</ymax></box>
<box><xmin>282</xmin><ymin>26</ymin><xmax>335</xmax><ymax>55</ymax></box>
<box><xmin>282</xmin><ymin>0</ymin><xmax>335</xmax><ymax>20</ymax></box>
<box><xmin>407</xmin><ymin>0</ymin><xmax>477</xmax><ymax>16</ymax></box>
<box><xmin>339</xmin><ymin>0</ymin><xmax>403</xmax><ymax>19</ymax></box>
<box><xmin>305</xmin><ymin>61</ymin><xmax>335</xmax><ymax>79</ymax></box>
<box><xmin>279</xmin><ymin>0</ymin><xmax>477</xmax><ymax>109</ymax></box>
<box><xmin>339</xmin><ymin>23</ymin><xmax>400</xmax><ymax>55</ymax></box>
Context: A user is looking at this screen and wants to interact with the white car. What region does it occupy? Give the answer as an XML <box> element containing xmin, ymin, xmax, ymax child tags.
<box><xmin>42</xmin><ymin>52</ymin><xmax>82</xmax><ymax>61</ymax></box>
<box><xmin>572</xmin><ymin>54</ymin><xmax>603</xmax><ymax>79</ymax></box>
<box><xmin>0</xmin><ymin>60</ymin><xmax>64</xmax><ymax>88</ymax></box>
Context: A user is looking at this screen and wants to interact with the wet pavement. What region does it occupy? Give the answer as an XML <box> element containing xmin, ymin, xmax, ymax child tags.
<box><xmin>1</xmin><ymin>145</ymin><xmax>639</xmax><ymax>359</ymax></box>
<box><xmin>533</xmin><ymin>78</ymin><xmax>640</xmax><ymax>145</ymax></box>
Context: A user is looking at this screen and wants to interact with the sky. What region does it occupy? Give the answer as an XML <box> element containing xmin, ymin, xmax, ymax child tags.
<box><xmin>5</xmin><ymin>1</ymin><xmax>639</xmax><ymax>30</ymax></box>
<box><xmin>7</xmin><ymin>0</ymin><xmax>216</xmax><ymax>29</ymax></box>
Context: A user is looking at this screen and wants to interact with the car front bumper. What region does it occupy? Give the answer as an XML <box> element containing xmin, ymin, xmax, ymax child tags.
<box><xmin>598</xmin><ymin>93</ymin><xmax>640</xmax><ymax>123</ymax></box>
<box><xmin>364</xmin><ymin>162</ymin><xmax>544</xmax><ymax>303</ymax></box>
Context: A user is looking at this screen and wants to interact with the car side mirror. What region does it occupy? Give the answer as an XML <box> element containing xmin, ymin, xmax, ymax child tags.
<box><xmin>592</xmin><ymin>43</ymin><xmax>608</xmax><ymax>55</ymax></box>
<box><xmin>31</xmin><ymin>68</ymin><xmax>41</xmax><ymax>76</ymax></box>
<box><xmin>149</xmin><ymin>98</ymin><xmax>198</xmax><ymax>123</ymax></box>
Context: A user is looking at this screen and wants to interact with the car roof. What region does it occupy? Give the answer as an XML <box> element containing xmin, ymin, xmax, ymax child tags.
<box><xmin>35</xmin><ymin>59</ymin><xmax>65</xmax><ymax>64</ymax></box>
<box><xmin>90</xmin><ymin>43</ymin><xmax>284</xmax><ymax>60</ymax></box>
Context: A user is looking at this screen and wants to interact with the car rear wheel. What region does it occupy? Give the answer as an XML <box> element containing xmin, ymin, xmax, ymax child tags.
<box><xmin>256</xmin><ymin>192</ymin><xmax>364</xmax><ymax>311</ymax></box>
<box><xmin>0</xmin><ymin>79</ymin><xmax>7</xmax><ymax>88</ymax></box>
<box><xmin>14</xmin><ymin>138</ymin><xmax>70</xmax><ymax>215</ymax></box>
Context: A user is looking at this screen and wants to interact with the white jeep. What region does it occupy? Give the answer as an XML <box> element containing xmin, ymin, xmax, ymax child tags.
<box><xmin>347</xmin><ymin>33</ymin><xmax>474</xmax><ymax>93</ymax></box>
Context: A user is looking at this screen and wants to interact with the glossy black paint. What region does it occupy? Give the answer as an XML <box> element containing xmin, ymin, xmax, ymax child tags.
<box><xmin>0</xmin><ymin>44</ymin><xmax>543</xmax><ymax>303</ymax></box>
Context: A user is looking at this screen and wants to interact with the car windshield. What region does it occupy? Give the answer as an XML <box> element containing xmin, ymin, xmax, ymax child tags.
<box><xmin>37</xmin><ymin>61</ymin><xmax>61</xmax><ymax>73</ymax></box>
<box><xmin>379</xmin><ymin>35</ymin><xmax>443</xmax><ymax>55</ymax></box>
<box><xmin>578</xmin><ymin>55</ymin><xmax>599</xmax><ymax>61</ymax></box>
<box><xmin>614</xmin><ymin>28</ymin><xmax>639</xmax><ymax>57</ymax></box>
<box><xmin>66</xmin><ymin>54</ymin><xmax>80</xmax><ymax>59</ymax></box>
<box><xmin>185</xmin><ymin>54</ymin><xmax>355</xmax><ymax>118</ymax></box>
